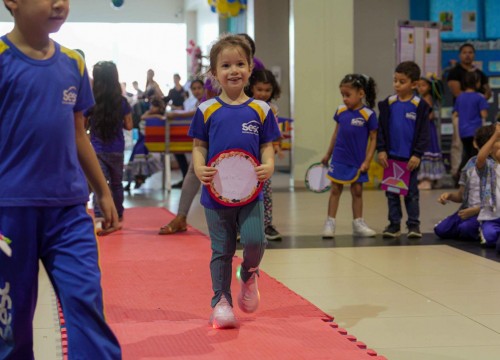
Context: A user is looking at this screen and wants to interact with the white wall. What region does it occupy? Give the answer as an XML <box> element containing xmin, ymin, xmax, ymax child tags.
<box><xmin>2</xmin><ymin>0</ymin><xmax>185</xmax><ymax>23</ymax></box>
<box><xmin>195</xmin><ymin>6</ymin><xmax>220</xmax><ymax>56</ymax></box>
<box><xmin>291</xmin><ymin>0</ymin><xmax>354</xmax><ymax>187</ymax></box>
<box><xmin>254</xmin><ymin>0</ymin><xmax>290</xmax><ymax>117</ymax></box>
<box><xmin>354</xmin><ymin>0</ymin><xmax>409</xmax><ymax>101</ymax></box>
<box><xmin>185</xmin><ymin>0</ymin><xmax>219</xmax><ymax>54</ymax></box>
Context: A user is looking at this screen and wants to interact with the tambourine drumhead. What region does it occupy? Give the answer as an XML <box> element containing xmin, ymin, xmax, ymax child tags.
<box><xmin>305</xmin><ymin>163</ymin><xmax>331</xmax><ymax>193</ymax></box>
<box><xmin>207</xmin><ymin>149</ymin><xmax>263</xmax><ymax>206</ymax></box>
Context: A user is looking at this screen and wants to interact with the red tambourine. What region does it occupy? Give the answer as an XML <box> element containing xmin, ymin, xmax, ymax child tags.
<box><xmin>207</xmin><ymin>149</ymin><xmax>264</xmax><ymax>207</ymax></box>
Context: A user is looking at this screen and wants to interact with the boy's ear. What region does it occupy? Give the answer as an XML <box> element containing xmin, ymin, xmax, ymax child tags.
<box><xmin>4</xmin><ymin>0</ymin><xmax>15</xmax><ymax>13</ymax></box>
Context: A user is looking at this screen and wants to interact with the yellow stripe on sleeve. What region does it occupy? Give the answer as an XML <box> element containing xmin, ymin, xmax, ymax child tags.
<box><xmin>248</xmin><ymin>100</ymin><xmax>270</xmax><ymax>123</ymax></box>
<box><xmin>0</xmin><ymin>40</ymin><xmax>9</xmax><ymax>55</ymax></box>
<box><xmin>60</xmin><ymin>46</ymin><xmax>85</xmax><ymax>76</ymax></box>
<box><xmin>203</xmin><ymin>102</ymin><xmax>222</xmax><ymax>123</ymax></box>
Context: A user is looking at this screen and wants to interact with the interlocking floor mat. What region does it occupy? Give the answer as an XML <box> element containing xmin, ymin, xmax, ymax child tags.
<box><xmin>96</xmin><ymin>207</ymin><xmax>386</xmax><ymax>360</ymax></box>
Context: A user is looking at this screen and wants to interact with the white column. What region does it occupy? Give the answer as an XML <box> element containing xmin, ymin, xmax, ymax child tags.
<box><xmin>291</xmin><ymin>0</ymin><xmax>354</xmax><ymax>187</ymax></box>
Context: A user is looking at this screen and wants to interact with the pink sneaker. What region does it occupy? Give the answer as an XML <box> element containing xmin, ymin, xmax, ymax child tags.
<box><xmin>238</xmin><ymin>272</ymin><xmax>260</xmax><ymax>313</ymax></box>
<box><xmin>209</xmin><ymin>295</ymin><xmax>238</xmax><ymax>329</ymax></box>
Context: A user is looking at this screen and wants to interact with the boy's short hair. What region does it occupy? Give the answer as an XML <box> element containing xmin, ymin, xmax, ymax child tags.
<box><xmin>463</xmin><ymin>71</ymin><xmax>478</xmax><ymax>90</ymax></box>
<box><xmin>474</xmin><ymin>125</ymin><xmax>495</xmax><ymax>149</ymax></box>
<box><xmin>395</xmin><ymin>61</ymin><xmax>421</xmax><ymax>82</ymax></box>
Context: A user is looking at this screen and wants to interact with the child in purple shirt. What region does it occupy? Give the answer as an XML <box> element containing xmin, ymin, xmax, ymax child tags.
<box><xmin>454</xmin><ymin>71</ymin><xmax>489</xmax><ymax>175</ymax></box>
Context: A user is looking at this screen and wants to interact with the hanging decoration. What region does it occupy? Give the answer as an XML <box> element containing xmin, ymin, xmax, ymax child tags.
<box><xmin>207</xmin><ymin>0</ymin><xmax>247</xmax><ymax>18</ymax></box>
<box><xmin>186</xmin><ymin>40</ymin><xmax>203</xmax><ymax>80</ymax></box>
<box><xmin>111</xmin><ymin>0</ymin><xmax>124</xmax><ymax>9</ymax></box>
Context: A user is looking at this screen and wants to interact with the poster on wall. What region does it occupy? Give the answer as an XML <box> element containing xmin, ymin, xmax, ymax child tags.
<box><xmin>424</xmin><ymin>28</ymin><xmax>440</xmax><ymax>76</ymax></box>
<box><xmin>462</xmin><ymin>11</ymin><xmax>477</xmax><ymax>33</ymax></box>
<box><xmin>490</xmin><ymin>77</ymin><xmax>500</xmax><ymax>89</ymax></box>
<box><xmin>400</xmin><ymin>26</ymin><xmax>416</xmax><ymax>62</ymax></box>
<box><xmin>489</xmin><ymin>61</ymin><xmax>500</xmax><ymax>73</ymax></box>
<box><xmin>440</xmin><ymin>12</ymin><xmax>453</xmax><ymax>31</ymax></box>
<box><xmin>397</xmin><ymin>21</ymin><xmax>441</xmax><ymax>77</ymax></box>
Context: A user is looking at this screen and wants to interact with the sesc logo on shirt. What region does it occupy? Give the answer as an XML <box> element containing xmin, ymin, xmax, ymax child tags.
<box><xmin>62</xmin><ymin>86</ymin><xmax>78</xmax><ymax>105</ymax></box>
<box><xmin>242</xmin><ymin>120</ymin><xmax>260</xmax><ymax>136</ymax></box>
<box><xmin>0</xmin><ymin>281</ymin><xmax>13</xmax><ymax>341</ymax></box>
<box><xmin>406</xmin><ymin>112</ymin><xmax>417</xmax><ymax>121</ymax></box>
<box><xmin>350</xmin><ymin>118</ymin><xmax>365</xmax><ymax>127</ymax></box>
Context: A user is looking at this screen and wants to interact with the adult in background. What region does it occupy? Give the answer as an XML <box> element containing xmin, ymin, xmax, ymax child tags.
<box><xmin>164</xmin><ymin>73</ymin><xmax>189</xmax><ymax>187</ymax></box>
<box><xmin>164</xmin><ymin>73</ymin><xmax>188</xmax><ymax>110</ymax></box>
<box><xmin>145</xmin><ymin>69</ymin><xmax>165</xmax><ymax>101</ymax></box>
<box><xmin>447</xmin><ymin>43</ymin><xmax>491</xmax><ymax>184</ymax></box>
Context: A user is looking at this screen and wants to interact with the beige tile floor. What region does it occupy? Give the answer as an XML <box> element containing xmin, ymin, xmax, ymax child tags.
<box><xmin>33</xmin><ymin>170</ymin><xmax>500</xmax><ymax>360</ymax></box>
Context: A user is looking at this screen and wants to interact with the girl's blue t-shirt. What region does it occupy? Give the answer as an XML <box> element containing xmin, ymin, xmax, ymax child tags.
<box><xmin>331</xmin><ymin>105</ymin><xmax>378</xmax><ymax>168</ymax></box>
<box><xmin>0</xmin><ymin>35</ymin><xmax>94</xmax><ymax>206</ymax></box>
<box><xmin>188</xmin><ymin>97</ymin><xmax>281</xmax><ymax>209</ymax></box>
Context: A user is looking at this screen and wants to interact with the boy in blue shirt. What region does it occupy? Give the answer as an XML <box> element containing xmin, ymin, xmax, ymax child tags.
<box><xmin>454</xmin><ymin>71</ymin><xmax>489</xmax><ymax>175</ymax></box>
<box><xmin>0</xmin><ymin>1</ymin><xmax>121</xmax><ymax>358</ymax></box>
<box><xmin>377</xmin><ymin>61</ymin><xmax>430</xmax><ymax>238</ymax></box>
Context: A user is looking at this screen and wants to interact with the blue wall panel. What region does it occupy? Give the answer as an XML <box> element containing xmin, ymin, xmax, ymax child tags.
<box><xmin>430</xmin><ymin>0</ymin><xmax>479</xmax><ymax>40</ymax></box>
<box><xmin>485</xmin><ymin>0</ymin><xmax>500</xmax><ymax>38</ymax></box>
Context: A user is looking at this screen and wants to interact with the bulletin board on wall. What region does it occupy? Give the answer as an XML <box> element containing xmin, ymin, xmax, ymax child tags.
<box><xmin>429</xmin><ymin>0</ymin><xmax>480</xmax><ymax>41</ymax></box>
<box><xmin>396</xmin><ymin>20</ymin><xmax>442</xmax><ymax>77</ymax></box>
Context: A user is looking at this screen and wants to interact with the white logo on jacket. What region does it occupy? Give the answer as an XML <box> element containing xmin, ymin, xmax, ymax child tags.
<box><xmin>242</xmin><ymin>120</ymin><xmax>260</xmax><ymax>135</ymax></box>
<box><xmin>62</xmin><ymin>86</ymin><xmax>78</xmax><ymax>105</ymax></box>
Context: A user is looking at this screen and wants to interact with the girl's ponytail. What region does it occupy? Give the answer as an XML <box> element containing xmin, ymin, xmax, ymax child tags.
<box><xmin>361</xmin><ymin>75</ymin><xmax>377</xmax><ymax>109</ymax></box>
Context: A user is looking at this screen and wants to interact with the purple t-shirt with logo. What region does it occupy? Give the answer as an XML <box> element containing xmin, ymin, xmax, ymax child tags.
<box><xmin>0</xmin><ymin>35</ymin><xmax>94</xmax><ymax>206</ymax></box>
<box><xmin>188</xmin><ymin>97</ymin><xmax>281</xmax><ymax>209</ymax></box>
<box><xmin>331</xmin><ymin>105</ymin><xmax>378</xmax><ymax>168</ymax></box>
<box><xmin>388</xmin><ymin>96</ymin><xmax>420</xmax><ymax>159</ymax></box>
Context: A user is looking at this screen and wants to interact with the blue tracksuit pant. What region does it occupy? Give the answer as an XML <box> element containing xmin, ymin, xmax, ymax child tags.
<box><xmin>434</xmin><ymin>211</ymin><xmax>480</xmax><ymax>241</ymax></box>
<box><xmin>0</xmin><ymin>205</ymin><xmax>121</xmax><ymax>360</ymax></box>
<box><xmin>480</xmin><ymin>218</ymin><xmax>500</xmax><ymax>249</ymax></box>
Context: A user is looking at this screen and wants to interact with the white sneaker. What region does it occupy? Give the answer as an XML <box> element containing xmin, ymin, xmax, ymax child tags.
<box><xmin>322</xmin><ymin>218</ymin><xmax>335</xmax><ymax>238</ymax></box>
<box><xmin>352</xmin><ymin>218</ymin><xmax>376</xmax><ymax>237</ymax></box>
<box><xmin>209</xmin><ymin>295</ymin><xmax>238</xmax><ymax>329</ymax></box>
<box><xmin>238</xmin><ymin>272</ymin><xmax>260</xmax><ymax>313</ymax></box>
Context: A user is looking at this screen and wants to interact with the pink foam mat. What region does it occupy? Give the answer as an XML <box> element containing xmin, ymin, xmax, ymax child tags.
<box><xmin>92</xmin><ymin>207</ymin><xmax>386</xmax><ymax>360</ymax></box>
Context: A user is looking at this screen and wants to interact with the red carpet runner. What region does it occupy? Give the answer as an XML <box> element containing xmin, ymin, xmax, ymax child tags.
<box><xmin>97</xmin><ymin>207</ymin><xmax>386</xmax><ymax>359</ymax></box>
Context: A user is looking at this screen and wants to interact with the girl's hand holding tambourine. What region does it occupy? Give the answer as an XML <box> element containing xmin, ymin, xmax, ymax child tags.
<box><xmin>255</xmin><ymin>163</ymin><xmax>273</xmax><ymax>182</ymax></box>
<box><xmin>195</xmin><ymin>165</ymin><xmax>218</xmax><ymax>185</ymax></box>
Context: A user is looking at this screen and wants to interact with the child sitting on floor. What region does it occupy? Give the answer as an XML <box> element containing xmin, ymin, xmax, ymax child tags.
<box><xmin>434</xmin><ymin>125</ymin><xmax>494</xmax><ymax>241</ymax></box>
<box><xmin>475</xmin><ymin>123</ymin><xmax>500</xmax><ymax>250</ymax></box>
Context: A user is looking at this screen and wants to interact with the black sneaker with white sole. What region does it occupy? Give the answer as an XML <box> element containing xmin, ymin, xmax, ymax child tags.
<box><xmin>407</xmin><ymin>225</ymin><xmax>422</xmax><ymax>238</ymax></box>
<box><xmin>382</xmin><ymin>223</ymin><xmax>401</xmax><ymax>238</ymax></box>
<box><xmin>265</xmin><ymin>225</ymin><xmax>282</xmax><ymax>241</ymax></box>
